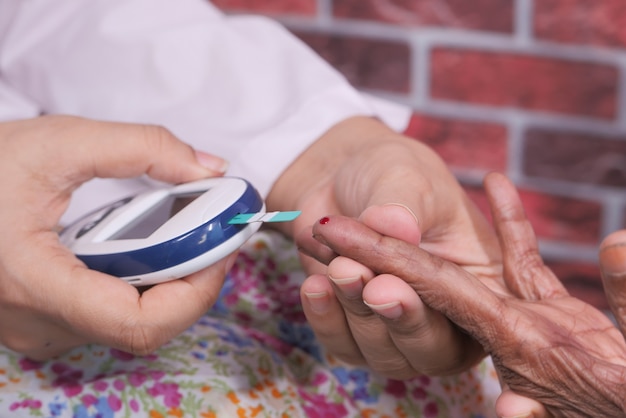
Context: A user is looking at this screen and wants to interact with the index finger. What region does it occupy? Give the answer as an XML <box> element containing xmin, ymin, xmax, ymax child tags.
<box><xmin>311</xmin><ymin>215</ymin><xmax>505</xmax><ymax>345</ymax></box>
<box><xmin>25</xmin><ymin>116</ymin><xmax>219</xmax><ymax>185</ymax></box>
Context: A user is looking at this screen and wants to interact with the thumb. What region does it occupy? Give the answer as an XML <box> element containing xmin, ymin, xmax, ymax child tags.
<box><xmin>42</xmin><ymin>116</ymin><xmax>227</xmax><ymax>185</ymax></box>
<box><xmin>599</xmin><ymin>229</ymin><xmax>626</xmax><ymax>336</ymax></box>
<box><xmin>358</xmin><ymin>204</ymin><xmax>421</xmax><ymax>246</ymax></box>
<box><xmin>496</xmin><ymin>384</ymin><xmax>551</xmax><ymax>418</ymax></box>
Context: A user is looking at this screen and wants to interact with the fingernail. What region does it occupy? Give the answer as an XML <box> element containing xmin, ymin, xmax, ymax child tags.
<box><xmin>600</xmin><ymin>242</ymin><xmax>626</xmax><ymax>278</ymax></box>
<box><xmin>383</xmin><ymin>203</ymin><xmax>419</xmax><ymax>227</ymax></box>
<box><xmin>304</xmin><ymin>291</ymin><xmax>331</xmax><ymax>315</ymax></box>
<box><xmin>195</xmin><ymin>150</ymin><xmax>229</xmax><ymax>174</ymax></box>
<box><xmin>328</xmin><ymin>275</ymin><xmax>363</xmax><ymax>299</ymax></box>
<box><xmin>363</xmin><ymin>300</ymin><xmax>403</xmax><ymax>319</ymax></box>
<box><xmin>311</xmin><ymin>233</ymin><xmax>329</xmax><ymax>247</ymax></box>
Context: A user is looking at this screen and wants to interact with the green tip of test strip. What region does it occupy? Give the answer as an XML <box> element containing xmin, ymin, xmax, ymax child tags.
<box><xmin>268</xmin><ymin>211</ymin><xmax>301</xmax><ymax>222</ymax></box>
<box><xmin>228</xmin><ymin>213</ymin><xmax>253</xmax><ymax>224</ymax></box>
<box><xmin>228</xmin><ymin>211</ymin><xmax>301</xmax><ymax>225</ymax></box>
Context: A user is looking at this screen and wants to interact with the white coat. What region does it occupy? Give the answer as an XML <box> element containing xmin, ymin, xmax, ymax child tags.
<box><xmin>0</xmin><ymin>0</ymin><xmax>409</xmax><ymax>222</ymax></box>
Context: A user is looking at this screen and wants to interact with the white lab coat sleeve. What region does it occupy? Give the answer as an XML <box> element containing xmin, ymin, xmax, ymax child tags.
<box><xmin>0</xmin><ymin>0</ymin><xmax>410</xmax><ymax>221</ymax></box>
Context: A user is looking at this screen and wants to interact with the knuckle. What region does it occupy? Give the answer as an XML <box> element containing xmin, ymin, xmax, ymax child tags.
<box><xmin>117</xmin><ymin>325</ymin><xmax>165</xmax><ymax>356</ymax></box>
<box><xmin>516</xmin><ymin>247</ymin><xmax>545</xmax><ymax>271</ymax></box>
<box><xmin>367</xmin><ymin>355</ymin><xmax>413</xmax><ymax>378</ymax></box>
<box><xmin>141</xmin><ymin>124</ymin><xmax>174</xmax><ymax>150</ymax></box>
<box><xmin>330</xmin><ymin>350</ymin><xmax>366</xmax><ymax>366</ymax></box>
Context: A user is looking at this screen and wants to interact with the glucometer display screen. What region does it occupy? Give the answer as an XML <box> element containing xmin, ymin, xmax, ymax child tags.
<box><xmin>108</xmin><ymin>193</ymin><xmax>201</xmax><ymax>240</ymax></box>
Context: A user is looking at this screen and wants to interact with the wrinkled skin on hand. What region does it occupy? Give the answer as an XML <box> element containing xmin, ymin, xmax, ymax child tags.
<box><xmin>309</xmin><ymin>172</ymin><xmax>626</xmax><ymax>417</ymax></box>
<box><xmin>273</xmin><ymin>117</ymin><xmax>499</xmax><ymax>377</ymax></box>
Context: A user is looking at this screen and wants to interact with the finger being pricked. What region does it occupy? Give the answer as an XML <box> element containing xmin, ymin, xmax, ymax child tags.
<box><xmin>311</xmin><ymin>186</ymin><xmax>626</xmax><ymax>417</ymax></box>
<box><xmin>310</xmin><ymin>216</ymin><xmax>506</xmax><ymax>350</ymax></box>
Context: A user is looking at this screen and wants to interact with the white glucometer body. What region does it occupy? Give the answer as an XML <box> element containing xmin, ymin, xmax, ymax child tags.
<box><xmin>60</xmin><ymin>177</ymin><xmax>265</xmax><ymax>286</ymax></box>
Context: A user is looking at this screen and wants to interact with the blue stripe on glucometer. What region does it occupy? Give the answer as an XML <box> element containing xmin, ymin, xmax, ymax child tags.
<box><xmin>76</xmin><ymin>180</ymin><xmax>263</xmax><ymax>278</ymax></box>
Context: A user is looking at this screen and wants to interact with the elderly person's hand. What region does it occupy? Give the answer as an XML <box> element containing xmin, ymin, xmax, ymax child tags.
<box><xmin>270</xmin><ymin>116</ymin><xmax>500</xmax><ymax>377</ymax></box>
<box><xmin>0</xmin><ymin>115</ymin><xmax>232</xmax><ymax>360</ymax></box>
<box><xmin>307</xmin><ymin>172</ymin><xmax>626</xmax><ymax>417</ymax></box>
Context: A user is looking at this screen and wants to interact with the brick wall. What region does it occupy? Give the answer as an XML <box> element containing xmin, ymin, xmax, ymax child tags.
<box><xmin>212</xmin><ymin>0</ymin><xmax>626</xmax><ymax>309</ymax></box>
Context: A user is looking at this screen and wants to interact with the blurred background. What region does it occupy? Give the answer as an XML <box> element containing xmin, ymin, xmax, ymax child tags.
<box><xmin>212</xmin><ymin>0</ymin><xmax>626</xmax><ymax>310</ymax></box>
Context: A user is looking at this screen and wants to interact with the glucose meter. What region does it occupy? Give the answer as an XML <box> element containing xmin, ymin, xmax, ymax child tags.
<box><xmin>59</xmin><ymin>177</ymin><xmax>299</xmax><ymax>286</ymax></box>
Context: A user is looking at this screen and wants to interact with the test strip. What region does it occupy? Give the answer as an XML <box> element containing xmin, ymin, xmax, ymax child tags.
<box><xmin>228</xmin><ymin>211</ymin><xmax>301</xmax><ymax>225</ymax></box>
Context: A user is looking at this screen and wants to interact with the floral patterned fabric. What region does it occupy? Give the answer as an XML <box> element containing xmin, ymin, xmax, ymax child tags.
<box><xmin>0</xmin><ymin>231</ymin><xmax>501</xmax><ymax>417</ymax></box>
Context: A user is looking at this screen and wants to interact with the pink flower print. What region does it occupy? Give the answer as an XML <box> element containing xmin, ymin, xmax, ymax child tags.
<box><xmin>147</xmin><ymin>382</ymin><xmax>182</xmax><ymax>408</ymax></box>
<box><xmin>108</xmin><ymin>393</ymin><xmax>122</xmax><ymax>411</ymax></box>
<box><xmin>412</xmin><ymin>387</ymin><xmax>428</xmax><ymax>400</ymax></box>
<box><xmin>245</xmin><ymin>328</ymin><xmax>293</xmax><ymax>356</ymax></box>
<box><xmin>229</xmin><ymin>253</ymin><xmax>264</xmax><ymax>293</ymax></box>
<box><xmin>93</xmin><ymin>380</ymin><xmax>109</xmax><ymax>392</ymax></box>
<box><xmin>130</xmin><ymin>399</ymin><xmax>140</xmax><ymax>413</ymax></box>
<box><xmin>418</xmin><ymin>375</ymin><xmax>431</xmax><ymax>386</ymax></box>
<box><xmin>234</xmin><ymin>311</ymin><xmax>253</xmax><ymax>324</ymax></box>
<box><xmin>51</xmin><ymin>362</ymin><xmax>84</xmax><ymax>398</ymax></box>
<box><xmin>424</xmin><ymin>401</ymin><xmax>439</xmax><ymax>418</ymax></box>
<box><xmin>298</xmin><ymin>390</ymin><xmax>348</xmax><ymax>418</ymax></box>
<box><xmin>18</xmin><ymin>357</ymin><xmax>44</xmax><ymax>371</ymax></box>
<box><xmin>9</xmin><ymin>399</ymin><xmax>42</xmax><ymax>411</ymax></box>
<box><xmin>128</xmin><ymin>372</ymin><xmax>148</xmax><ymax>387</ymax></box>
<box><xmin>144</xmin><ymin>353</ymin><xmax>158</xmax><ymax>361</ymax></box>
<box><xmin>80</xmin><ymin>394</ymin><xmax>98</xmax><ymax>408</ymax></box>
<box><xmin>149</xmin><ymin>370</ymin><xmax>165</xmax><ymax>381</ymax></box>
<box><xmin>110</xmin><ymin>348</ymin><xmax>135</xmax><ymax>361</ymax></box>
<box><xmin>224</xmin><ymin>293</ymin><xmax>240</xmax><ymax>306</ymax></box>
<box><xmin>256</xmin><ymin>301</ymin><xmax>270</xmax><ymax>311</ymax></box>
<box><xmin>310</xmin><ymin>372</ymin><xmax>329</xmax><ymax>386</ymax></box>
<box><xmin>62</xmin><ymin>384</ymin><xmax>82</xmax><ymax>398</ymax></box>
<box><xmin>50</xmin><ymin>363</ymin><xmax>73</xmax><ymax>375</ymax></box>
<box><xmin>113</xmin><ymin>379</ymin><xmax>125</xmax><ymax>391</ymax></box>
<box><xmin>265</xmin><ymin>258</ymin><xmax>276</xmax><ymax>271</ymax></box>
<box><xmin>335</xmin><ymin>384</ymin><xmax>350</xmax><ymax>399</ymax></box>
<box><xmin>384</xmin><ymin>379</ymin><xmax>408</xmax><ymax>398</ymax></box>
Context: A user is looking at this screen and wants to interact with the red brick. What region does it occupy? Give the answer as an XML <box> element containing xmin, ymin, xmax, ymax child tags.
<box><xmin>404</xmin><ymin>113</ymin><xmax>508</xmax><ymax>171</ymax></box>
<box><xmin>210</xmin><ymin>0</ymin><xmax>316</xmax><ymax>15</ymax></box>
<box><xmin>332</xmin><ymin>0</ymin><xmax>514</xmax><ymax>33</ymax></box>
<box><xmin>293</xmin><ymin>31</ymin><xmax>411</xmax><ymax>93</ymax></box>
<box><xmin>534</xmin><ymin>0</ymin><xmax>626</xmax><ymax>48</ymax></box>
<box><xmin>463</xmin><ymin>184</ymin><xmax>602</xmax><ymax>244</ymax></box>
<box><xmin>463</xmin><ymin>185</ymin><xmax>493</xmax><ymax>223</ymax></box>
<box><xmin>524</xmin><ymin>129</ymin><xmax>626</xmax><ymax>188</ymax></box>
<box><xmin>518</xmin><ymin>190</ymin><xmax>602</xmax><ymax>244</ymax></box>
<box><xmin>430</xmin><ymin>48</ymin><xmax>619</xmax><ymax>119</ymax></box>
